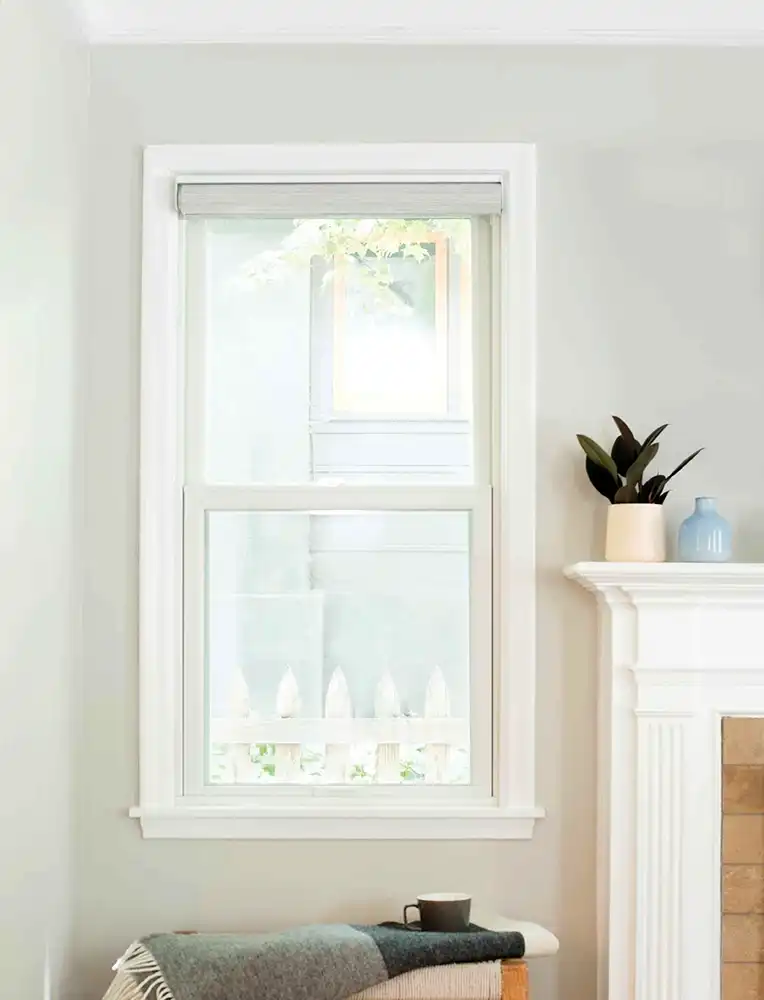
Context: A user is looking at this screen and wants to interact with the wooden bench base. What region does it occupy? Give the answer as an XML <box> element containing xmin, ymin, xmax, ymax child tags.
<box><xmin>501</xmin><ymin>960</ymin><xmax>529</xmax><ymax>1000</ymax></box>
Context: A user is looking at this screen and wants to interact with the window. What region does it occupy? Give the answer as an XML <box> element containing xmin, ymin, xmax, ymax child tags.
<box><xmin>136</xmin><ymin>145</ymin><xmax>539</xmax><ymax>839</ymax></box>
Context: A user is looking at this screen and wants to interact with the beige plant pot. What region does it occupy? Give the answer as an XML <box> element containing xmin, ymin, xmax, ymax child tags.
<box><xmin>605</xmin><ymin>503</ymin><xmax>666</xmax><ymax>563</ymax></box>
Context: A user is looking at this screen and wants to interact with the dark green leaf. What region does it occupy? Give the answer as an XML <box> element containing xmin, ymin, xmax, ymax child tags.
<box><xmin>612</xmin><ymin>416</ymin><xmax>640</xmax><ymax>454</ymax></box>
<box><xmin>611</xmin><ymin>435</ymin><xmax>640</xmax><ymax>476</ymax></box>
<box><xmin>641</xmin><ymin>423</ymin><xmax>669</xmax><ymax>452</ymax></box>
<box><xmin>614</xmin><ymin>483</ymin><xmax>638</xmax><ymax>503</ymax></box>
<box><xmin>586</xmin><ymin>458</ymin><xmax>618</xmax><ymax>501</ymax></box>
<box><xmin>625</xmin><ymin>442</ymin><xmax>659</xmax><ymax>487</ymax></box>
<box><xmin>577</xmin><ymin>434</ymin><xmax>619</xmax><ymax>482</ymax></box>
<box><xmin>641</xmin><ymin>473</ymin><xmax>667</xmax><ymax>503</ymax></box>
<box><xmin>663</xmin><ymin>448</ymin><xmax>704</xmax><ymax>486</ymax></box>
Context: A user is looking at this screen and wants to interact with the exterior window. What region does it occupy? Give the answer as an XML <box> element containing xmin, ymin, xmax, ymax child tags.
<box><xmin>136</xmin><ymin>145</ymin><xmax>539</xmax><ymax>839</ymax></box>
<box><xmin>314</xmin><ymin>229</ymin><xmax>471</xmax><ymax>421</ymax></box>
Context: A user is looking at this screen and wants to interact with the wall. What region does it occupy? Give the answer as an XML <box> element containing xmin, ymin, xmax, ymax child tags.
<box><xmin>0</xmin><ymin>0</ymin><xmax>87</xmax><ymax>996</ymax></box>
<box><xmin>78</xmin><ymin>45</ymin><xmax>764</xmax><ymax>1000</ymax></box>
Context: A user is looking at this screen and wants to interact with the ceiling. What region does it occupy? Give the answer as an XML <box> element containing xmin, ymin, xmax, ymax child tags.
<box><xmin>79</xmin><ymin>0</ymin><xmax>764</xmax><ymax>45</ymax></box>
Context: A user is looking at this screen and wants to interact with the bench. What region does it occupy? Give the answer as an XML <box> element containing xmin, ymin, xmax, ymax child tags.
<box><xmin>103</xmin><ymin>918</ymin><xmax>558</xmax><ymax>1000</ymax></box>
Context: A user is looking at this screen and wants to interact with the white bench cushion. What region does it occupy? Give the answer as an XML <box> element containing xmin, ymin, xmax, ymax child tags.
<box><xmin>470</xmin><ymin>914</ymin><xmax>559</xmax><ymax>958</ymax></box>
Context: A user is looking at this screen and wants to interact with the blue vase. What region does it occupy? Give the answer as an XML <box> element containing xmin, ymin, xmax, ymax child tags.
<box><xmin>677</xmin><ymin>497</ymin><xmax>732</xmax><ymax>562</ymax></box>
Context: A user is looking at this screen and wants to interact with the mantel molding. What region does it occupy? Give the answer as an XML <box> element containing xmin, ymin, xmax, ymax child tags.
<box><xmin>568</xmin><ymin>560</ymin><xmax>764</xmax><ymax>1000</ymax></box>
<box><xmin>565</xmin><ymin>561</ymin><xmax>764</xmax><ymax>603</ymax></box>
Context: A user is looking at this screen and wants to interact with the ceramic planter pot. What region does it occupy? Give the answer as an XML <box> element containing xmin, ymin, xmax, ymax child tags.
<box><xmin>605</xmin><ymin>503</ymin><xmax>666</xmax><ymax>562</ymax></box>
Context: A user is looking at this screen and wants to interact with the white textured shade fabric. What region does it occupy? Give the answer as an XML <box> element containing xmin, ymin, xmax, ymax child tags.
<box><xmin>176</xmin><ymin>182</ymin><xmax>503</xmax><ymax>218</ymax></box>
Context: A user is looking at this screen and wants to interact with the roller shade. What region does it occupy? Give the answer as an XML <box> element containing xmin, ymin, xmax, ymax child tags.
<box><xmin>176</xmin><ymin>182</ymin><xmax>503</xmax><ymax>219</ymax></box>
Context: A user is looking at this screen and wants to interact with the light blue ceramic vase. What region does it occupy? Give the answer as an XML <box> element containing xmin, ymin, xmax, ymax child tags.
<box><xmin>677</xmin><ymin>497</ymin><xmax>732</xmax><ymax>562</ymax></box>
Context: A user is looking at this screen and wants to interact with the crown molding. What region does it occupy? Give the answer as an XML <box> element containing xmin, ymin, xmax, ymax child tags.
<box><xmin>77</xmin><ymin>0</ymin><xmax>764</xmax><ymax>47</ymax></box>
<box><xmin>85</xmin><ymin>27</ymin><xmax>764</xmax><ymax>46</ymax></box>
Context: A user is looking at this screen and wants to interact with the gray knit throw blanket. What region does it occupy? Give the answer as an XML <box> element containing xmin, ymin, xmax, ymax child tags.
<box><xmin>105</xmin><ymin>924</ymin><xmax>525</xmax><ymax>1000</ymax></box>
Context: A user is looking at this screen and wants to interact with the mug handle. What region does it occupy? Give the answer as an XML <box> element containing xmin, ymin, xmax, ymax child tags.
<box><xmin>403</xmin><ymin>903</ymin><xmax>420</xmax><ymax>927</ymax></box>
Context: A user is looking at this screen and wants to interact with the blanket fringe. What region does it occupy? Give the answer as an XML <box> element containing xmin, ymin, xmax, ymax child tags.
<box><xmin>103</xmin><ymin>941</ymin><xmax>178</xmax><ymax>1000</ymax></box>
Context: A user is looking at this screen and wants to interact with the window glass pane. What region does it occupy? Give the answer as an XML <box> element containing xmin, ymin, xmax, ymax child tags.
<box><xmin>206</xmin><ymin>511</ymin><xmax>471</xmax><ymax>786</ymax></box>
<box><xmin>191</xmin><ymin>217</ymin><xmax>476</xmax><ymax>484</ymax></box>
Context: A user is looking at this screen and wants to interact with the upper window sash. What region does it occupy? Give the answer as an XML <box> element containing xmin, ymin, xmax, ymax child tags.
<box><xmin>182</xmin><ymin>210</ymin><xmax>494</xmax><ymax>490</ymax></box>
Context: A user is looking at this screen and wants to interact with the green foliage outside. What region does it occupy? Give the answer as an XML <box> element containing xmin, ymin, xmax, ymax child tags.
<box><xmin>248</xmin><ymin>217</ymin><xmax>471</xmax><ymax>312</ymax></box>
<box><xmin>210</xmin><ymin>741</ymin><xmax>464</xmax><ymax>785</ymax></box>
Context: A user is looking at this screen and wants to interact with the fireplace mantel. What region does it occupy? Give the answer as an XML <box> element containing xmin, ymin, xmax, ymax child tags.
<box><xmin>566</xmin><ymin>562</ymin><xmax>764</xmax><ymax>1000</ymax></box>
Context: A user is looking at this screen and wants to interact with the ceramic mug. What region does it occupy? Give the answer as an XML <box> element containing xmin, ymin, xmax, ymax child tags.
<box><xmin>403</xmin><ymin>892</ymin><xmax>471</xmax><ymax>932</ymax></box>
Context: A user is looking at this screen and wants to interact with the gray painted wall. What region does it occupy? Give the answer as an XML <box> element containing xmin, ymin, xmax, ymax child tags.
<box><xmin>77</xmin><ymin>44</ymin><xmax>764</xmax><ymax>1000</ymax></box>
<box><xmin>0</xmin><ymin>0</ymin><xmax>87</xmax><ymax>996</ymax></box>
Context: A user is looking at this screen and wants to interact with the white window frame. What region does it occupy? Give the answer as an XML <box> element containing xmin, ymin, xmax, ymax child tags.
<box><xmin>133</xmin><ymin>143</ymin><xmax>541</xmax><ymax>840</ymax></box>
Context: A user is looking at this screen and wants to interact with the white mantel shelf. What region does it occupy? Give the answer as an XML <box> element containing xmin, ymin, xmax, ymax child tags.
<box><xmin>565</xmin><ymin>561</ymin><xmax>764</xmax><ymax>1000</ymax></box>
<box><xmin>567</xmin><ymin>560</ymin><xmax>764</xmax><ymax>591</ymax></box>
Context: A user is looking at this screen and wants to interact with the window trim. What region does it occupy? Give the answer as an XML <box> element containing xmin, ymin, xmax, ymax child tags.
<box><xmin>134</xmin><ymin>143</ymin><xmax>541</xmax><ymax>840</ymax></box>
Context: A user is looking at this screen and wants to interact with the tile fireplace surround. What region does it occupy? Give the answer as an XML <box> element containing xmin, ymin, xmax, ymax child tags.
<box><xmin>567</xmin><ymin>563</ymin><xmax>764</xmax><ymax>1000</ymax></box>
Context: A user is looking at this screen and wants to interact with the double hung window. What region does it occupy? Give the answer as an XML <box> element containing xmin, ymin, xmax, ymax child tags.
<box><xmin>136</xmin><ymin>145</ymin><xmax>539</xmax><ymax>839</ymax></box>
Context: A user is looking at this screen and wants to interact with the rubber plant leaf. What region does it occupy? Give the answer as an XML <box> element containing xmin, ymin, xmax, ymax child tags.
<box><xmin>641</xmin><ymin>423</ymin><xmax>669</xmax><ymax>452</ymax></box>
<box><xmin>663</xmin><ymin>448</ymin><xmax>704</xmax><ymax>486</ymax></box>
<box><xmin>612</xmin><ymin>416</ymin><xmax>640</xmax><ymax>455</ymax></box>
<box><xmin>614</xmin><ymin>483</ymin><xmax>639</xmax><ymax>504</ymax></box>
<box><xmin>576</xmin><ymin>434</ymin><xmax>619</xmax><ymax>482</ymax></box>
<box><xmin>611</xmin><ymin>435</ymin><xmax>639</xmax><ymax>477</ymax></box>
<box><xmin>641</xmin><ymin>473</ymin><xmax>667</xmax><ymax>504</ymax></box>
<box><xmin>625</xmin><ymin>442</ymin><xmax>659</xmax><ymax>487</ymax></box>
<box><xmin>586</xmin><ymin>457</ymin><xmax>618</xmax><ymax>501</ymax></box>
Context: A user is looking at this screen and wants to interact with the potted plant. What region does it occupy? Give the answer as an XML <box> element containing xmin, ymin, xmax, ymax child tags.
<box><xmin>577</xmin><ymin>417</ymin><xmax>702</xmax><ymax>562</ymax></box>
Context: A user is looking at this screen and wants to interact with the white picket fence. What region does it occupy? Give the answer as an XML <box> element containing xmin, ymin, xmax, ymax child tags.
<box><xmin>211</xmin><ymin>665</ymin><xmax>468</xmax><ymax>784</ymax></box>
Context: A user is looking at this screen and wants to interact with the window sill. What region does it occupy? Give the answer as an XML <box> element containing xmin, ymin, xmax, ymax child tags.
<box><xmin>129</xmin><ymin>804</ymin><xmax>545</xmax><ymax>840</ymax></box>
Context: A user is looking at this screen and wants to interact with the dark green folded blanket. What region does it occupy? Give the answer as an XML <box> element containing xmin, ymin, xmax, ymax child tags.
<box><xmin>109</xmin><ymin>923</ymin><xmax>525</xmax><ymax>1000</ymax></box>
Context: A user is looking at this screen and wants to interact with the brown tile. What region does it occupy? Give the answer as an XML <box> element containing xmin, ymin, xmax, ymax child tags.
<box><xmin>724</xmin><ymin>866</ymin><xmax>764</xmax><ymax>913</ymax></box>
<box><xmin>724</xmin><ymin>766</ymin><xmax>764</xmax><ymax>814</ymax></box>
<box><xmin>724</xmin><ymin>817</ymin><xmax>764</xmax><ymax>863</ymax></box>
<box><xmin>723</xmin><ymin>915</ymin><xmax>764</xmax><ymax>962</ymax></box>
<box><xmin>725</xmin><ymin>718</ymin><xmax>764</xmax><ymax>765</ymax></box>
<box><xmin>723</xmin><ymin>963</ymin><xmax>764</xmax><ymax>1000</ymax></box>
